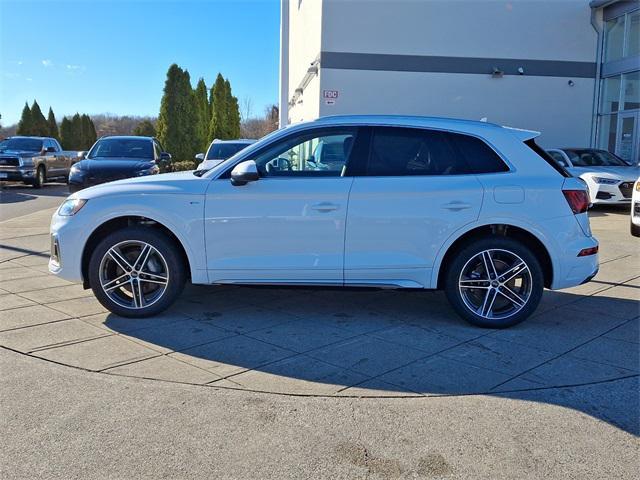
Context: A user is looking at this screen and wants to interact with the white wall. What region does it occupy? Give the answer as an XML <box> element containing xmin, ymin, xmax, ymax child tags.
<box><xmin>282</xmin><ymin>0</ymin><xmax>599</xmax><ymax>146</ymax></box>
<box><xmin>285</xmin><ymin>0</ymin><xmax>323</xmax><ymax>123</ymax></box>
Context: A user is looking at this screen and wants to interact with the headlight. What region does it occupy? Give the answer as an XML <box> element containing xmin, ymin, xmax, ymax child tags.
<box><xmin>593</xmin><ymin>177</ymin><xmax>618</xmax><ymax>185</ymax></box>
<box><xmin>137</xmin><ymin>166</ymin><xmax>158</xmax><ymax>176</ymax></box>
<box><xmin>58</xmin><ymin>199</ymin><xmax>87</xmax><ymax>216</ymax></box>
<box><xmin>70</xmin><ymin>165</ymin><xmax>81</xmax><ymax>175</ymax></box>
<box><xmin>635</xmin><ymin>182</ymin><xmax>640</xmax><ymax>192</ymax></box>
<box><xmin>19</xmin><ymin>157</ymin><xmax>34</xmax><ymax>167</ymax></box>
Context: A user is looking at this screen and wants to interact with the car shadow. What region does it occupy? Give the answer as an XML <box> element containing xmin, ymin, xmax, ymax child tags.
<box><xmin>0</xmin><ymin>183</ymin><xmax>69</xmax><ymax>204</ymax></box>
<box><xmin>588</xmin><ymin>204</ymin><xmax>631</xmax><ymax>217</ymax></box>
<box><xmin>104</xmin><ymin>286</ymin><xmax>640</xmax><ymax>435</ymax></box>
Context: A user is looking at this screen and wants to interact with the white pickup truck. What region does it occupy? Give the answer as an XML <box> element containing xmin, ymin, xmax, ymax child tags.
<box><xmin>0</xmin><ymin>136</ymin><xmax>82</xmax><ymax>188</ymax></box>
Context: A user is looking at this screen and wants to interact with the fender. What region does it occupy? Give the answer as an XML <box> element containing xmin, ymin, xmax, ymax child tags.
<box><xmin>429</xmin><ymin>216</ymin><xmax>561</xmax><ymax>289</ymax></box>
<box><xmin>81</xmin><ymin>198</ymin><xmax>208</xmax><ymax>284</ymax></box>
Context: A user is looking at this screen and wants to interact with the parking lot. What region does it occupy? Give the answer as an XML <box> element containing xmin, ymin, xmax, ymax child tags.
<box><xmin>1</xmin><ymin>184</ymin><xmax>638</xmax><ymax>478</ymax></box>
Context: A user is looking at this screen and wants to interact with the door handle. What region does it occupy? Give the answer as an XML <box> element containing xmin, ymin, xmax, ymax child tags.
<box><xmin>442</xmin><ymin>201</ymin><xmax>473</xmax><ymax>211</ymax></box>
<box><xmin>311</xmin><ymin>202</ymin><xmax>339</xmax><ymax>212</ymax></box>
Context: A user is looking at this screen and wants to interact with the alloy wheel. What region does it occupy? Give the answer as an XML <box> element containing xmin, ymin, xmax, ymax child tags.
<box><xmin>98</xmin><ymin>240</ymin><xmax>169</xmax><ymax>309</ymax></box>
<box><xmin>458</xmin><ymin>248</ymin><xmax>533</xmax><ymax>321</ymax></box>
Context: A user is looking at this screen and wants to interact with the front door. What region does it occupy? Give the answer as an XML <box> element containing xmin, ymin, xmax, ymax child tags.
<box><xmin>204</xmin><ymin>127</ymin><xmax>360</xmax><ymax>284</ymax></box>
<box><xmin>616</xmin><ymin>112</ymin><xmax>639</xmax><ymax>165</ymax></box>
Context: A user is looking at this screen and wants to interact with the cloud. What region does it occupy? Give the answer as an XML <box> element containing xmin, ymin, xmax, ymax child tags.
<box><xmin>26</xmin><ymin>77</ymin><xmax>33</xmax><ymax>82</ymax></box>
<box><xmin>66</xmin><ymin>64</ymin><xmax>84</xmax><ymax>71</ymax></box>
<box><xmin>17</xmin><ymin>60</ymin><xmax>23</xmax><ymax>65</ymax></box>
<box><xmin>41</xmin><ymin>59</ymin><xmax>53</xmax><ymax>67</ymax></box>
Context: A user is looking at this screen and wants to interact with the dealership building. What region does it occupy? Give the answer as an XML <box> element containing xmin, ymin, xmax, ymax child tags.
<box><xmin>279</xmin><ymin>0</ymin><xmax>639</xmax><ymax>164</ymax></box>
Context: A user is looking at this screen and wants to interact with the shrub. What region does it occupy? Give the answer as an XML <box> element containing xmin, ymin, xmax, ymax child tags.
<box><xmin>170</xmin><ymin>160</ymin><xmax>196</xmax><ymax>172</ymax></box>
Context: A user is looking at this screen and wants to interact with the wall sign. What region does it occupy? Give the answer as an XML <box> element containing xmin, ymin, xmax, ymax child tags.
<box><xmin>323</xmin><ymin>90</ymin><xmax>339</xmax><ymax>105</ymax></box>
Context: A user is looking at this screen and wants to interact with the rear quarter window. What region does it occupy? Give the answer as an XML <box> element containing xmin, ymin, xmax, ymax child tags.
<box><xmin>449</xmin><ymin>133</ymin><xmax>510</xmax><ymax>174</ymax></box>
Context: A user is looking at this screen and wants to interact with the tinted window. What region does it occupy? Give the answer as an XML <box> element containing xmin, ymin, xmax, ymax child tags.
<box><xmin>367</xmin><ymin>127</ymin><xmax>469</xmax><ymax>176</ymax></box>
<box><xmin>207</xmin><ymin>143</ymin><xmax>251</xmax><ymax>160</ymax></box>
<box><xmin>451</xmin><ymin>133</ymin><xmax>509</xmax><ymax>173</ymax></box>
<box><xmin>253</xmin><ymin>129</ymin><xmax>357</xmax><ymax>177</ymax></box>
<box><xmin>88</xmin><ymin>138</ymin><xmax>153</xmax><ymax>160</ymax></box>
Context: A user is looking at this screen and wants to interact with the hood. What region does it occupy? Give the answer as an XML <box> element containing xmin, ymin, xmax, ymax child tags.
<box><xmin>569</xmin><ymin>165</ymin><xmax>640</xmax><ymax>181</ymax></box>
<box><xmin>76</xmin><ymin>157</ymin><xmax>155</xmax><ymax>173</ymax></box>
<box><xmin>0</xmin><ymin>150</ymin><xmax>39</xmax><ymax>158</ymax></box>
<box><xmin>70</xmin><ymin>171</ymin><xmax>209</xmax><ymax>200</ymax></box>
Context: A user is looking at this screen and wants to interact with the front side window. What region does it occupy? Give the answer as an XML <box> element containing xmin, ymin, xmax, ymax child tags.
<box><xmin>253</xmin><ymin>128</ymin><xmax>357</xmax><ymax>177</ymax></box>
<box><xmin>88</xmin><ymin>138</ymin><xmax>154</xmax><ymax>160</ymax></box>
<box><xmin>366</xmin><ymin>127</ymin><xmax>470</xmax><ymax>176</ymax></box>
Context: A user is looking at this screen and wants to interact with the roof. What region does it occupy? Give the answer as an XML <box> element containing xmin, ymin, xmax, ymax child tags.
<box><xmin>309</xmin><ymin>114</ymin><xmax>540</xmax><ymax>140</ymax></box>
<box><xmin>6</xmin><ymin>136</ymin><xmax>50</xmax><ymax>140</ymax></box>
<box><xmin>100</xmin><ymin>135</ymin><xmax>155</xmax><ymax>140</ymax></box>
<box><xmin>212</xmin><ymin>139</ymin><xmax>256</xmax><ymax>144</ymax></box>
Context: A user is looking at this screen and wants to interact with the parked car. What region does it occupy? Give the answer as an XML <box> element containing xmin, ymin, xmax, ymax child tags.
<box><xmin>50</xmin><ymin>115</ymin><xmax>598</xmax><ymax>329</ymax></box>
<box><xmin>0</xmin><ymin>136</ymin><xmax>80</xmax><ymax>187</ymax></box>
<box><xmin>546</xmin><ymin>148</ymin><xmax>639</xmax><ymax>205</ymax></box>
<box><xmin>631</xmin><ymin>179</ymin><xmax>640</xmax><ymax>237</ymax></box>
<box><xmin>195</xmin><ymin>139</ymin><xmax>255</xmax><ymax>171</ymax></box>
<box><xmin>68</xmin><ymin>136</ymin><xmax>170</xmax><ymax>193</ymax></box>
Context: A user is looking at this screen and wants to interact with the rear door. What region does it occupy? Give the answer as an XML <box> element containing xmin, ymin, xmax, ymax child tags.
<box><xmin>344</xmin><ymin>126</ymin><xmax>485</xmax><ymax>288</ymax></box>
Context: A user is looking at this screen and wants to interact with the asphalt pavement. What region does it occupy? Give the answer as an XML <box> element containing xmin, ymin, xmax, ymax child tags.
<box><xmin>0</xmin><ymin>183</ymin><xmax>69</xmax><ymax>222</ymax></box>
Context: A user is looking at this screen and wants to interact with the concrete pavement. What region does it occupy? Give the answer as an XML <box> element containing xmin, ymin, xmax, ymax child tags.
<box><xmin>0</xmin><ymin>200</ymin><xmax>638</xmax><ymax>478</ymax></box>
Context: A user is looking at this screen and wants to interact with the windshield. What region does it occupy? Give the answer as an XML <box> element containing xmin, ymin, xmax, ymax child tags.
<box><xmin>206</xmin><ymin>143</ymin><xmax>251</xmax><ymax>160</ymax></box>
<box><xmin>0</xmin><ymin>138</ymin><xmax>43</xmax><ymax>152</ymax></box>
<box><xmin>565</xmin><ymin>149</ymin><xmax>631</xmax><ymax>167</ymax></box>
<box><xmin>88</xmin><ymin>138</ymin><xmax>153</xmax><ymax>159</ymax></box>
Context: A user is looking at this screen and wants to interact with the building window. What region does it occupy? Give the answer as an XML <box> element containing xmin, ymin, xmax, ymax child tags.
<box><xmin>622</xmin><ymin>71</ymin><xmax>639</xmax><ymax>110</ymax></box>
<box><xmin>604</xmin><ymin>16</ymin><xmax>625</xmax><ymax>62</ymax></box>
<box><xmin>597</xmin><ymin>114</ymin><xmax>618</xmax><ymax>152</ymax></box>
<box><xmin>604</xmin><ymin>10</ymin><xmax>640</xmax><ymax>62</ymax></box>
<box><xmin>600</xmin><ymin>75</ymin><xmax>621</xmax><ymax>113</ymax></box>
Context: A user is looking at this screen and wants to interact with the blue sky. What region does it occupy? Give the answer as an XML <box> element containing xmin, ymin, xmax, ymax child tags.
<box><xmin>0</xmin><ymin>0</ymin><xmax>280</xmax><ymax>125</ymax></box>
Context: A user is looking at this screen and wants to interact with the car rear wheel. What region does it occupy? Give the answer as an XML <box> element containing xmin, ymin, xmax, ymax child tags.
<box><xmin>88</xmin><ymin>227</ymin><xmax>186</xmax><ymax>318</ymax></box>
<box><xmin>444</xmin><ymin>237</ymin><xmax>544</xmax><ymax>328</ymax></box>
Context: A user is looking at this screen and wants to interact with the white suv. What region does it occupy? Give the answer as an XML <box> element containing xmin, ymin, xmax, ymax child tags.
<box><xmin>49</xmin><ymin>116</ymin><xmax>598</xmax><ymax>328</ymax></box>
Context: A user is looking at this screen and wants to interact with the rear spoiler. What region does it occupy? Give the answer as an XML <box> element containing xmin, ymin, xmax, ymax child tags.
<box><xmin>503</xmin><ymin>126</ymin><xmax>541</xmax><ymax>142</ymax></box>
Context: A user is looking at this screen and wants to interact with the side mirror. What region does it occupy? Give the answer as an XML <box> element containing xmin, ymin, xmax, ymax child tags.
<box><xmin>230</xmin><ymin>160</ymin><xmax>259</xmax><ymax>186</ymax></box>
<box><xmin>195</xmin><ymin>153</ymin><xmax>205</xmax><ymax>161</ymax></box>
<box><xmin>77</xmin><ymin>151</ymin><xmax>87</xmax><ymax>159</ymax></box>
<box><xmin>160</xmin><ymin>152</ymin><xmax>172</xmax><ymax>162</ymax></box>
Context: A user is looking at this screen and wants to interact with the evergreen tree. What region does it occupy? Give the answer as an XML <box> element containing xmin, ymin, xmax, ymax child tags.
<box><xmin>71</xmin><ymin>113</ymin><xmax>82</xmax><ymax>150</ymax></box>
<box><xmin>133</xmin><ymin>120</ymin><xmax>156</xmax><ymax>137</ymax></box>
<box><xmin>81</xmin><ymin>114</ymin><xmax>97</xmax><ymax>149</ymax></box>
<box><xmin>194</xmin><ymin>78</ymin><xmax>210</xmax><ymax>152</ymax></box>
<box><xmin>47</xmin><ymin>107</ymin><xmax>59</xmax><ymax>139</ymax></box>
<box><xmin>30</xmin><ymin>101</ymin><xmax>49</xmax><ymax>136</ymax></box>
<box><xmin>209</xmin><ymin>73</ymin><xmax>228</xmax><ymax>140</ymax></box>
<box><xmin>157</xmin><ymin>64</ymin><xmax>198</xmax><ymax>160</ymax></box>
<box><xmin>225</xmin><ymin>80</ymin><xmax>241</xmax><ymax>139</ymax></box>
<box><xmin>59</xmin><ymin>117</ymin><xmax>73</xmax><ymax>149</ymax></box>
<box><xmin>16</xmin><ymin>102</ymin><xmax>33</xmax><ymax>135</ymax></box>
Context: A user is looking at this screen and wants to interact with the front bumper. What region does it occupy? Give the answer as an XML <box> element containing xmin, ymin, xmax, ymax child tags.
<box><xmin>0</xmin><ymin>167</ymin><xmax>36</xmax><ymax>182</ymax></box>
<box><xmin>48</xmin><ymin>211</ymin><xmax>87</xmax><ymax>283</ymax></box>
<box><xmin>590</xmin><ymin>181</ymin><xmax>634</xmax><ymax>204</ymax></box>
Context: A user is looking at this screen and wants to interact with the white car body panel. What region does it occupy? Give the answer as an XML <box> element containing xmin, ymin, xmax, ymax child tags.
<box><xmin>632</xmin><ymin>179</ymin><xmax>640</xmax><ymax>236</ymax></box>
<box><xmin>546</xmin><ymin>149</ymin><xmax>639</xmax><ymax>205</ymax></box>
<box><xmin>50</xmin><ymin>115</ymin><xmax>598</xmax><ymax>295</ymax></box>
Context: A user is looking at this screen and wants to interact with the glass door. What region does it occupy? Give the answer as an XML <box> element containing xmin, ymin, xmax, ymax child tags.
<box><xmin>616</xmin><ymin>112</ymin><xmax>639</xmax><ymax>165</ymax></box>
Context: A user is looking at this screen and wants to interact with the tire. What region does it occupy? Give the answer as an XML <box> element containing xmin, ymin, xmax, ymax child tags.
<box><xmin>88</xmin><ymin>226</ymin><xmax>186</xmax><ymax>318</ymax></box>
<box><xmin>444</xmin><ymin>236</ymin><xmax>544</xmax><ymax>328</ymax></box>
<box><xmin>631</xmin><ymin>222</ymin><xmax>640</xmax><ymax>237</ymax></box>
<box><xmin>32</xmin><ymin>165</ymin><xmax>45</xmax><ymax>188</ymax></box>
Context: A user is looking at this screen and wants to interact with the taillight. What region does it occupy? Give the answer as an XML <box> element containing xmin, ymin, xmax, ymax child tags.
<box><xmin>563</xmin><ymin>190</ymin><xmax>589</xmax><ymax>214</ymax></box>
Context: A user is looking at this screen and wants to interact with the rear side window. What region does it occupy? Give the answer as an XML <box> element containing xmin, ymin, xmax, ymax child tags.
<box><xmin>525</xmin><ymin>139</ymin><xmax>570</xmax><ymax>177</ymax></box>
<box><xmin>449</xmin><ymin>133</ymin><xmax>509</xmax><ymax>173</ymax></box>
<box><xmin>367</xmin><ymin>127</ymin><xmax>470</xmax><ymax>176</ymax></box>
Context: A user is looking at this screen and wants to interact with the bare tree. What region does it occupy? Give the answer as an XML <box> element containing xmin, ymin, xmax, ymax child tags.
<box><xmin>240</xmin><ymin>96</ymin><xmax>254</xmax><ymax>122</ymax></box>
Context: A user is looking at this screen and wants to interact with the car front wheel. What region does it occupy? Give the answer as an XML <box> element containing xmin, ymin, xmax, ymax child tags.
<box><xmin>88</xmin><ymin>227</ymin><xmax>186</xmax><ymax>318</ymax></box>
<box><xmin>444</xmin><ymin>237</ymin><xmax>544</xmax><ymax>328</ymax></box>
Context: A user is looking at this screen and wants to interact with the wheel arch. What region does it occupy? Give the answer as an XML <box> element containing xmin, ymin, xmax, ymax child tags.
<box><xmin>81</xmin><ymin>215</ymin><xmax>193</xmax><ymax>289</ymax></box>
<box><xmin>434</xmin><ymin>222</ymin><xmax>554</xmax><ymax>289</ymax></box>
